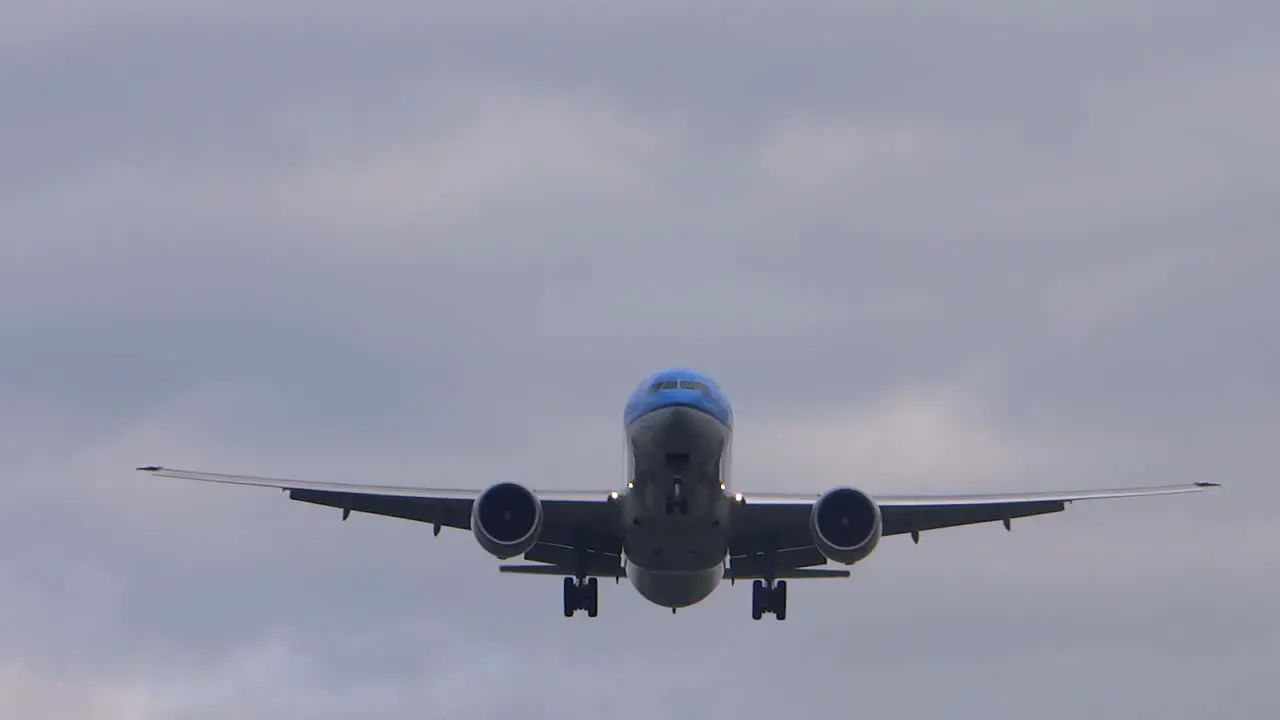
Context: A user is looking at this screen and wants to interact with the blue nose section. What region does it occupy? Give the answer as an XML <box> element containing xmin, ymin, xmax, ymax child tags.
<box><xmin>624</xmin><ymin>387</ymin><xmax>732</xmax><ymax>428</ymax></box>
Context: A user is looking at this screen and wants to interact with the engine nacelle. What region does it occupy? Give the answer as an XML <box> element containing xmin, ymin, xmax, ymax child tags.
<box><xmin>809</xmin><ymin>487</ymin><xmax>882</xmax><ymax>565</ymax></box>
<box><xmin>471</xmin><ymin>482</ymin><xmax>544</xmax><ymax>559</ymax></box>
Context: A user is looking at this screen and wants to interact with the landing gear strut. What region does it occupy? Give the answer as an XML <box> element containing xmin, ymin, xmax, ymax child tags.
<box><xmin>563</xmin><ymin>576</ymin><xmax>598</xmax><ymax>618</ymax></box>
<box><xmin>665</xmin><ymin>476</ymin><xmax>690</xmax><ymax>515</ymax></box>
<box><xmin>751</xmin><ymin>579</ymin><xmax>787</xmax><ymax>621</ymax></box>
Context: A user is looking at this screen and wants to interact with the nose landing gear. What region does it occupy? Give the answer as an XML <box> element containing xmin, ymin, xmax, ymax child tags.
<box><xmin>664</xmin><ymin>476</ymin><xmax>690</xmax><ymax>515</ymax></box>
<box><xmin>662</xmin><ymin>452</ymin><xmax>693</xmax><ymax>516</ymax></box>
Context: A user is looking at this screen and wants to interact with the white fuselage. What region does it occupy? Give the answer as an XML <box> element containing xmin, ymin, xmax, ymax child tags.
<box><xmin>620</xmin><ymin>405</ymin><xmax>733</xmax><ymax>608</ymax></box>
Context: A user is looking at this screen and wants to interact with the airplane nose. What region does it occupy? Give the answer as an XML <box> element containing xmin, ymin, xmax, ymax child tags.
<box><xmin>655</xmin><ymin>405</ymin><xmax>710</xmax><ymax>451</ymax></box>
<box><xmin>658</xmin><ymin>405</ymin><xmax>696</xmax><ymax>433</ymax></box>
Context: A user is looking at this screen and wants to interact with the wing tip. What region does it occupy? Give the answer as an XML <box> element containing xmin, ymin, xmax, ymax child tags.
<box><xmin>1193</xmin><ymin>481</ymin><xmax>1222</xmax><ymax>488</ymax></box>
<box><xmin>136</xmin><ymin>465</ymin><xmax>163</xmax><ymax>472</ymax></box>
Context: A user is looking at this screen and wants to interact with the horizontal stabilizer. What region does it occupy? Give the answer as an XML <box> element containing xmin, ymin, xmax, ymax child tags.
<box><xmin>499</xmin><ymin>564</ymin><xmax>627</xmax><ymax>579</ymax></box>
<box><xmin>726</xmin><ymin>567</ymin><xmax>851</xmax><ymax>580</ymax></box>
<box><xmin>499</xmin><ymin>564</ymin><xmax>851</xmax><ymax>580</ymax></box>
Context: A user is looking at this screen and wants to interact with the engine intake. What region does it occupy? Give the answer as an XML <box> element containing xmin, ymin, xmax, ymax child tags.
<box><xmin>471</xmin><ymin>482</ymin><xmax>543</xmax><ymax>559</ymax></box>
<box><xmin>810</xmin><ymin>487</ymin><xmax>882</xmax><ymax>565</ymax></box>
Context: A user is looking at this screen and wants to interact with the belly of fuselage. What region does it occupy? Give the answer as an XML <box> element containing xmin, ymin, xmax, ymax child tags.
<box><xmin>627</xmin><ymin>565</ymin><xmax>723</xmax><ymax>608</ymax></box>
<box><xmin>622</xmin><ymin>404</ymin><xmax>731</xmax><ymax>607</ymax></box>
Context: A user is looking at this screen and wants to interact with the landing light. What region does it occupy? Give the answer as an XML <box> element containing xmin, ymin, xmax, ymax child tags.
<box><xmin>734</xmin><ymin>492</ymin><xmax>744</xmax><ymax>503</ymax></box>
<box><xmin>610</xmin><ymin>491</ymin><xmax>619</xmax><ymax>500</ymax></box>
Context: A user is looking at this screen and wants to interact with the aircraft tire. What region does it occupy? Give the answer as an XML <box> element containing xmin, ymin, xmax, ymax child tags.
<box><xmin>563</xmin><ymin>577</ymin><xmax>577</xmax><ymax>617</ymax></box>
<box><xmin>751</xmin><ymin>580</ymin><xmax>765</xmax><ymax>620</ymax></box>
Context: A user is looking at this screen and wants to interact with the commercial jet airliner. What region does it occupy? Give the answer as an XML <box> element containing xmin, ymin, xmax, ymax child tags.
<box><xmin>137</xmin><ymin>367</ymin><xmax>1218</xmax><ymax>620</ymax></box>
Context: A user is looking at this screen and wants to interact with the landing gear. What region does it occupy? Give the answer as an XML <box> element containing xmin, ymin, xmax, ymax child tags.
<box><xmin>751</xmin><ymin>579</ymin><xmax>787</xmax><ymax>621</ymax></box>
<box><xmin>563</xmin><ymin>576</ymin><xmax>598</xmax><ymax>618</ymax></box>
<box><xmin>665</xmin><ymin>477</ymin><xmax>690</xmax><ymax>515</ymax></box>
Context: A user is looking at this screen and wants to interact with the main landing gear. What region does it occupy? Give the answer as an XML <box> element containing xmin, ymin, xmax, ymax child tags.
<box><xmin>563</xmin><ymin>576</ymin><xmax>599</xmax><ymax>618</ymax></box>
<box><xmin>751</xmin><ymin>579</ymin><xmax>787</xmax><ymax>621</ymax></box>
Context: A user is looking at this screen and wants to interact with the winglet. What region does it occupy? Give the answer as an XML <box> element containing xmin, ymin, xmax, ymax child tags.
<box><xmin>136</xmin><ymin>466</ymin><xmax>163</xmax><ymax>472</ymax></box>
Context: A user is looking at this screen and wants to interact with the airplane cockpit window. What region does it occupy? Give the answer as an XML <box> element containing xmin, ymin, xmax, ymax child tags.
<box><xmin>678</xmin><ymin>380</ymin><xmax>711</xmax><ymax>394</ymax></box>
<box><xmin>648</xmin><ymin>379</ymin><xmax>713</xmax><ymax>393</ymax></box>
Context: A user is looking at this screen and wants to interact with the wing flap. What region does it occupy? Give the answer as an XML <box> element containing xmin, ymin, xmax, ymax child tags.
<box><xmin>136</xmin><ymin>466</ymin><xmax>483</xmax><ymax>499</ymax></box>
<box><xmin>881</xmin><ymin>499</ymin><xmax>1065</xmax><ymax>537</ymax></box>
<box><xmin>727</xmin><ymin>568</ymin><xmax>850</xmax><ymax>580</ymax></box>
<box><xmin>287</xmin><ymin>488</ymin><xmax>472</xmax><ymax>530</ymax></box>
<box><xmin>136</xmin><ymin>465</ymin><xmax>622</xmax><ymax>549</ymax></box>
<box><xmin>728</xmin><ymin>545</ymin><xmax>829</xmax><ymax>578</ymax></box>
<box><xmin>874</xmin><ymin>482</ymin><xmax>1218</xmax><ymax>507</ymax></box>
<box><xmin>729</xmin><ymin>482</ymin><xmax>1218</xmax><ymax>557</ymax></box>
<box><xmin>136</xmin><ymin>466</ymin><xmax>608</xmax><ymax>503</ymax></box>
<box><xmin>524</xmin><ymin>540</ymin><xmax>622</xmax><ymax>567</ymax></box>
<box><xmin>499</xmin><ymin>564</ymin><xmax>627</xmax><ymax>579</ymax></box>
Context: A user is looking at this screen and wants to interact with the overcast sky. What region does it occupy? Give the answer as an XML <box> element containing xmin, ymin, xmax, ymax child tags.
<box><xmin>2</xmin><ymin>1</ymin><xmax>1277</xmax><ymax>718</ymax></box>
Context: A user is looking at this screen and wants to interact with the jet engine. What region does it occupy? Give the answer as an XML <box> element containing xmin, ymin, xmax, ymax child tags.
<box><xmin>471</xmin><ymin>482</ymin><xmax>544</xmax><ymax>559</ymax></box>
<box><xmin>809</xmin><ymin>487</ymin><xmax>882</xmax><ymax>565</ymax></box>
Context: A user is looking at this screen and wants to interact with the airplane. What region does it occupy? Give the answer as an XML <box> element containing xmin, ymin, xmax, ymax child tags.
<box><xmin>136</xmin><ymin>367</ymin><xmax>1219</xmax><ymax>621</ymax></box>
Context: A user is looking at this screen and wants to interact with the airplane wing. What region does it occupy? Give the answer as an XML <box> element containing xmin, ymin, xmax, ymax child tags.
<box><xmin>726</xmin><ymin>482</ymin><xmax>1219</xmax><ymax>578</ymax></box>
<box><xmin>135</xmin><ymin>465</ymin><xmax>625</xmax><ymax>575</ymax></box>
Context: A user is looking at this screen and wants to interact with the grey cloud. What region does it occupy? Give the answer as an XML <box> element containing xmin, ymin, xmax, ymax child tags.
<box><xmin>3</xmin><ymin>0</ymin><xmax>1278</xmax><ymax>717</ymax></box>
<box><xmin>6</xmin><ymin>1</ymin><xmax>1272</xmax><ymax>181</ymax></box>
